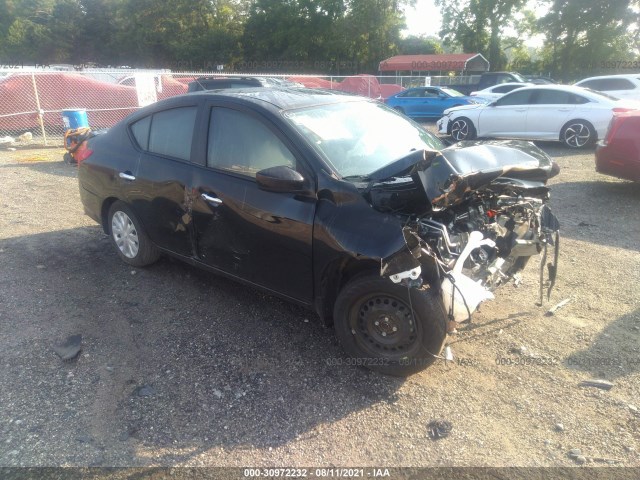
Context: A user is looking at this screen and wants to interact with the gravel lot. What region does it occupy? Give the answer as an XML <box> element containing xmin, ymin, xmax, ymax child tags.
<box><xmin>0</xmin><ymin>135</ymin><xmax>638</xmax><ymax>469</ymax></box>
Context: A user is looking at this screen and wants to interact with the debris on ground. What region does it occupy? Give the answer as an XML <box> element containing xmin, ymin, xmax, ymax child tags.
<box><xmin>427</xmin><ymin>420</ymin><xmax>453</xmax><ymax>440</ymax></box>
<box><xmin>578</xmin><ymin>379</ymin><xmax>614</xmax><ymax>391</ymax></box>
<box><xmin>545</xmin><ymin>298</ymin><xmax>571</xmax><ymax>316</ymax></box>
<box><xmin>53</xmin><ymin>334</ymin><xmax>82</xmax><ymax>361</ymax></box>
<box><xmin>134</xmin><ymin>385</ymin><xmax>156</xmax><ymax>397</ymax></box>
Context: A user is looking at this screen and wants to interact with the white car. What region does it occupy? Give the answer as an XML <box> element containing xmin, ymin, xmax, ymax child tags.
<box><xmin>437</xmin><ymin>85</ymin><xmax>640</xmax><ymax>148</ymax></box>
<box><xmin>574</xmin><ymin>74</ymin><xmax>640</xmax><ymax>100</ymax></box>
<box><xmin>470</xmin><ymin>82</ymin><xmax>533</xmax><ymax>102</ymax></box>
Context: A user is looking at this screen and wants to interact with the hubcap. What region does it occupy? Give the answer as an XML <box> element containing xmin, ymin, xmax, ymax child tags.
<box><xmin>355</xmin><ymin>295</ymin><xmax>418</xmax><ymax>353</ymax></box>
<box><xmin>111</xmin><ymin>211</ymin><xmax>139</xmax><ymax>258</ymax></box>
<box><xmin>451</xmin><ymin>119</ymin><xmax>469</xmax><ymax>140</ymax></box>
<box><xmin>564</xmin><ymin>123</ymin><xmax>591</xmax><ymax>147</ymax></box>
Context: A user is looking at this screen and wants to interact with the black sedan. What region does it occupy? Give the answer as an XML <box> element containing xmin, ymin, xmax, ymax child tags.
<box><xmin>78</xmin><ymin>88</ymin><xmax>558</xmax><ymax>375</ymax></box>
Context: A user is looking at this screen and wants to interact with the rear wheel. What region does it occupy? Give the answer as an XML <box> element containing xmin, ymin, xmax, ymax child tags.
<box><xmin>333</xmin><ymin>275</ymin><xmax>447</xmax><ymax>376</ymax></box>
<box><xmin>450</xmin><ymin>117</ymin><xmax>476</xmax><ymax>141</ymax></box>
<box><xmin>107</xmin><ymin>201</ymin><xmax>160</xmax><ymax>267</ymax></box>
<box><xmin>560</xmin><ymin>120</ymin><xmax>596</xmax><ymax>148</ymax></box>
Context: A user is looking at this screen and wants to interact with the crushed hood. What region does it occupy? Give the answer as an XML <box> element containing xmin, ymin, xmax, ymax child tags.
<box><xmin>365</xmin><ymin>140</ymin><xmax>558</xmax><ymax>211</ymax></box>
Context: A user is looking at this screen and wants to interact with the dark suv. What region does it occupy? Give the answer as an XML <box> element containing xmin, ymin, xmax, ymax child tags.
<box><xmin>187</xmin><ymin>76</ymin><xmax>264</xmax><ymax>92</ymax></box>
<box><xmin>187</xmin><ymin>76</ymin><xmax>302</xmax><ymax>93</ymax></box>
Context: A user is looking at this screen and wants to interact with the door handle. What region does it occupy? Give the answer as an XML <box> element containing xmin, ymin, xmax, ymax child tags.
<box><xmin>119</xmin><ymin>172</ymin><xmax>136</xmax><ymax>181</ymax></box>
<box><xmin>515</xmin><ymin>108</ymin><xmax>527</xmax><ymax>112</ymax></box>
<box><xmin>201</xmin><ymin>193</ymin><xmax>223</xmax><ymax>206</ymax></box>
<box><xmin>557</xmin><ymin>108</ymin><xmax>571</xmax><ymax>112</ymax></box>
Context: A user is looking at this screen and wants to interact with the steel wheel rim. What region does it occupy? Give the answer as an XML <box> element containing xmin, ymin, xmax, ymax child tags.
<box><xmin>111</xmin><ymin>211</ymin><xmax>139</xmax><ymax>259</ymax></box>
<box><xmin>451</xmin><ymin>119</ymin><xmax>469</xmax><ymax>140</ymax></box>
<box><xmin>564</xmin><ymin>123</ymin><xmax>591</xmax><ymax>147</ymax></box>
<box><xmin>352</xmin><ymin>294</ymin><xmax>419</xmax><ymax>356</ymax></box>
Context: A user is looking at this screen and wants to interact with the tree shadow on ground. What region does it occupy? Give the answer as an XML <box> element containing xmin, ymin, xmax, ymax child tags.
<box><xmin>545</xmin><ymin>180</ymin><xmax>640</xmax><ymax>252</ymax></box>
<box><xmin>0</xmin><ymin>227</ymin><xmax>407</xmax><ymax>467</ymax></box>
<box><xmin>565</xmin><ymin>308</ymin><xmax>640</xmax><ymax>381</ymax></box>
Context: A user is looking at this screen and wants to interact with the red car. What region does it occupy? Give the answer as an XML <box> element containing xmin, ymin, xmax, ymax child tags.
<box><xmin>595</xmin><ymin>110</ymin><xmax>640</xmax><ymax>182</ymax></box>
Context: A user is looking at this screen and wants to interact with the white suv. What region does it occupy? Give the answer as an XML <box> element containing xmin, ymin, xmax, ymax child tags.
<box><xmin>574</xmin><ymin>74</ymin><xmax>640</xmax><ymax>100</ymax></box>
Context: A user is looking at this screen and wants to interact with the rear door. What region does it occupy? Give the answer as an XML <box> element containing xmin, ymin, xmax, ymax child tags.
<box><xmin>126</xmin><ymin>105</ymin><xmax>199</xmax><ymax>257</ymax></box>
<box><xmin>525</xmin><ymin>89</ymin><xmax>577</xmax><ymax>140</ymax></box>
<box><xmin>190</xmin><ymin>103</ymin><xmax>316</xmax><ymax>302</ymax></box>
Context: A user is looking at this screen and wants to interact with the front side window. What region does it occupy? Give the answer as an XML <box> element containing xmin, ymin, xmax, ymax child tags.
<box><xmin>207</xmin><ymin>108</ymin><xmax>295</xmax><ymax>177</ymax></box>
<box><xmin>148</xmin><ymin>107</ymin><xmax>197</xmax><ymax>161</ymax></box>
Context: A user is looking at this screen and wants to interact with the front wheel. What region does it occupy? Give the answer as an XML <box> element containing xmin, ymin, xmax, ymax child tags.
<box><xmin>560</xmin><ymin>120</ymin><xmax>596</xmax><ymax>148</ymax></box>
<box><xmin>107</xmin><ymin>201</ymin><xmax>160</xmax><ymax>267</ymax></box>
<box><xmin>333</xmin><ymin>275</ymin><xmax>447</xmax><ymax>376</ymax></box>
<box><xmin>450</xmin><ymin>117</ymin><xmax>476</xmax><ymax>141</ymax></box>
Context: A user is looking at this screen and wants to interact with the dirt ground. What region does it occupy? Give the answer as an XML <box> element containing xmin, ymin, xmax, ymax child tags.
<box><xmin>0</xmin><ymin>138</ymin><xmax>638</xmax><ymax>470</ymax></box>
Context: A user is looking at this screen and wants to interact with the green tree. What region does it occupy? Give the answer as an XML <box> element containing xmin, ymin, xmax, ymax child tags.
<box><xmin>539</xmin><ymin>0</ymin><xmax>637</xmax><ymax>81</ymax></box>
<box><xmin>398</xmin><ymin>35</ymin><xmax>443</xmax><ymax>55</ymax></box>
<box><xmin>436</xmin><ymin>0</ymin><xmax>526</xmax><ymax>70</ymax></box>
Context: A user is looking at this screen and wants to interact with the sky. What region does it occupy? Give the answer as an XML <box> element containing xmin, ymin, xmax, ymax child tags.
<box><xmin>402</xmin><ymin>0</ymin><xmax>549</xmax><ymax>47</ymax></box>
<box><xmin>402</xmin><ymin>0</ymin><xmax>442</xmax><ymax>38</ymax></box>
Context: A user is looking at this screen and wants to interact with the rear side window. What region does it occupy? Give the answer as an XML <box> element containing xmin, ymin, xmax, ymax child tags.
<box><xmin>533</xmin><ymin>90</ymin><xmax>573</xmax><ymax>105</ymax></box>
<box><xmin>148</xmin><ymin>107</ymin><xmax>197</xmax><ymax>161</ymax></box>
<box><xmin>578</xmin><ymin>79</ymin><xmax>601</xmax><ymax>90</ymax></box>
<box><xmin>495</xmin><ymin>90</ymin><xmax>533</xmax><ymax>106</ymax></box>
<box><xmin>580</xmin><ymin>78</ymin><xmax>636</xmax><ymax>91</ymax></box>
<box><xmin>130</xmin><ymin>115</ymin><xmax>151</xmax><ymax>149</ymax></box>
<box><xmin>494</xmin><ymin>85</ymin><xmax>519</xmax><ymax>94</ymax></box>
<box><xmin>207</xmin><ymin>107</ymin><xmax>295</xmax><ymax>177</ymax></box>
<box><xmin>599</xmin><ymin>78</ymin><xmax>636</xmax><ymax>90</ymax></box>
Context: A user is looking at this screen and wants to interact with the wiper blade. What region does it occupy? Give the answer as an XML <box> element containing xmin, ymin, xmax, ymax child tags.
<box><xmin>341</xmin><ymin>175</ymin><xmax>371</xmax><ymax>182</ymax></box>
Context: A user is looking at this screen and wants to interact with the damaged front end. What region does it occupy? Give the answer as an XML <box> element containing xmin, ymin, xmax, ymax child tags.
<box><xmin>374</xmin><ymin>141</ymin><xmax>561</xmax><ymax>325</ymax></box>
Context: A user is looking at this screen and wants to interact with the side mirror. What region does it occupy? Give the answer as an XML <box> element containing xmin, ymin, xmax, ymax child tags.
<box><xmin>256</xmin><ymin>165</ymin><xmax>305</xmax><ymax>193</ymax></box>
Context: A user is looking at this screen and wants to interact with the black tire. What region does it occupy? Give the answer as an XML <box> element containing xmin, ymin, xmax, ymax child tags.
<box><xmin>333</xmin><ymin>275</ymin><xmax>447</xmax><ymax>376</ymax></box>
<box><xmin>560</xmin><ymin>119</ymin><xmax>596</xmax><ymax>148</ymax></box>
<box><xmin>107</xmin><ymin>201</ymin><xmax>160</xmax><ymax>267</ymax></box>
<box><xmin>449</xmin><ymin>117</ymin><xmax>476</xmax><ymax>141</ymax></box>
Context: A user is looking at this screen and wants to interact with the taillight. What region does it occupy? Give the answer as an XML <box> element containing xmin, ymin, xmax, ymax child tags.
<box><xmin>74</xmin><ymin>142</ymin><xmax>93</xmax><ymax>163</ymax></box>
<box><xmin>604</xmin><ymin>115</ymin><xmax>624</xmax><ymax>145</ymax></box>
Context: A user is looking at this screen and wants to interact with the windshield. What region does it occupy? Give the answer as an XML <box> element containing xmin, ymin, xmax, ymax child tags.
<box><xmin>285</xmin><ymin>101</ymin><xmax>445</xmax><ymax>177</ymax></box>
<box><xmin>441</xmin><ymin>87</ymin><xmax>464</xmax><ymax>97</ymax></box>
<box><xmin>511</xmin><ymin>72</ymin><xmax>527</xmax><ymax>82</ymax></box>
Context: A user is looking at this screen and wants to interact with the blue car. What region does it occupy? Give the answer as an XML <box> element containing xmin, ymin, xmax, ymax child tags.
<box><xmin>385</xmin><ymin>86</ymin><xmax>480</xmax><ymax>119</ymax></box>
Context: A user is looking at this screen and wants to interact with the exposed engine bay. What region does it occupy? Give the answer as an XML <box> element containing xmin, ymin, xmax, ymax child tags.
<box><xmin>361</xmin><ymin>141</ymin><xmax>561</xmax><ymax>323</ymax></box>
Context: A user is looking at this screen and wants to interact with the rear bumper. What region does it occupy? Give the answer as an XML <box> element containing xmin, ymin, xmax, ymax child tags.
<box><xmin>79</xmin><ymin>184</ymin><xmax>102</xmax><ymax>225</ymax></box>
<box><xmin>595</xmin><ymin>142</ymin><xmax>640</xmax><ymax>182</ymax></box>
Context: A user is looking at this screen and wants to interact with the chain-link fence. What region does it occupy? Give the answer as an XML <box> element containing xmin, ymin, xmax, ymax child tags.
<box><xmin>0</xmin><ymin>69</ymin><xmax>433</xmax><ymax>147</ymax></box>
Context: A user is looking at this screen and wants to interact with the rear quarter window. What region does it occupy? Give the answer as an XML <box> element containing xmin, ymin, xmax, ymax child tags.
<box><xmin>130</xmin><ymin>115</ymin><xmax>151</xmax><ymax>149</ymax></box>
<box><xmin>148</xmin><ymin>107</ymin><xmax>197</xmax><ymax>161</ymax></box>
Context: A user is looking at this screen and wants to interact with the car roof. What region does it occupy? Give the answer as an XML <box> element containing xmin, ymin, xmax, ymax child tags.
<box><xmin>186</xmin><ymin>87</ymin><xmax>365</xmax><ymax>110</ymax></box>
<box><xmin>483</xmin><ymin>82</ymin><xmax>532</xmax><ymax>90</ymax></box>
<box><xmin>123</xmin><ymin>88</ymin><xmax>370</xmax><ymax>126</ymax></box>
<box><xmin>504</xmin><ymin>84</ymin><xmax>602</xmax><ymax>95</ymax></box>
<box><xmin>576</xmin><ymin>74</ymin><xmax>640</xmax><ymax>83</ymax></box>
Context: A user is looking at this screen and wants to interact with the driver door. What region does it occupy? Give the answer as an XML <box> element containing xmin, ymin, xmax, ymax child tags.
<box><xmin>190</xmin><ymin>104</ymin><xmax>317</xmax><ymax>303</ymax></box>
<box><xmin>478</xmin><ymin>89</ymin><xmax>533</xmax><ymax>138</ymax></box>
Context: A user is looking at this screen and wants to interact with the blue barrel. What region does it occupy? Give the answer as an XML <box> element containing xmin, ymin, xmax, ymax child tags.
<box><xmin>62</xmin><ymin>109</ymin><xmax>89</xmax><ymax>130</ymax></box>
